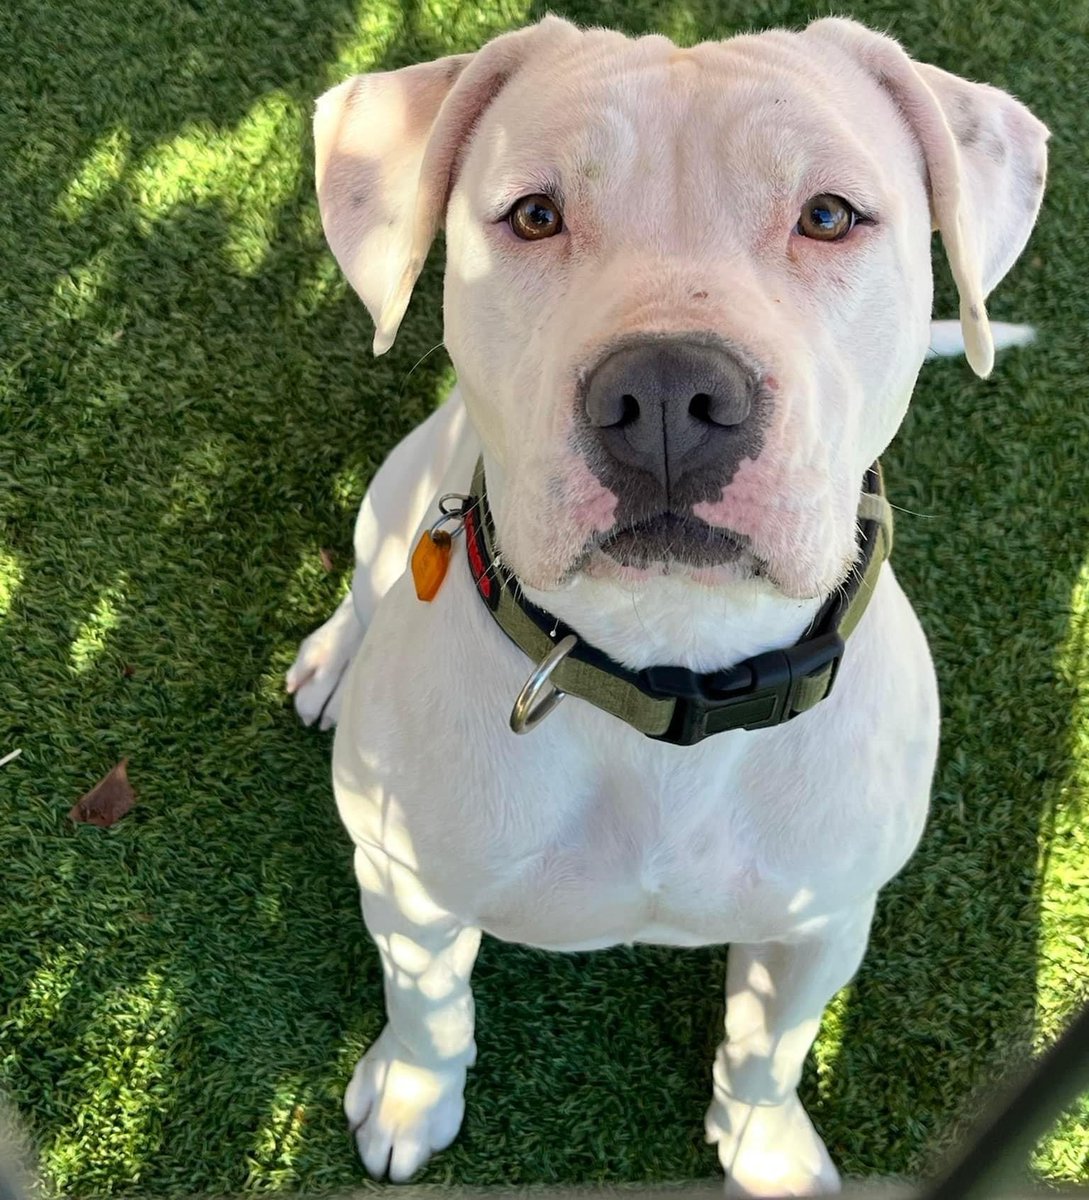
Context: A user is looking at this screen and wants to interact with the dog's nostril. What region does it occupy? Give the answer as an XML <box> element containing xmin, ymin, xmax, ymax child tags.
<box><xmin>689</xmin><ymin>393</ymin><xmax>713</xmax><ymax>424</ymax></box>
<box><xmin>689</xmin><ymin>390</ymin><xmax>750</xmax><ymax>428</ymax></box>
<box><xmin>619</xmin><ymin>394</ymin><xmax>640</xmax><ymax>426</ymax></box>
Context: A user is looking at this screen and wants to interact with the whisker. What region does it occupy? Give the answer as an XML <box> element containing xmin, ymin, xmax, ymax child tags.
<box><xmin>628</xmin><ymin>590</ymin><xmax>653</xmax><ymax>642</ymax></box>
<box><xmin>887</xmin><ymin>501</ymin><xmax>940</xmax><ymax>519</ymax></box>
<box><xmin>397</xmin><ymin>341</ymin><xmax>446</xmax><ymax>397</ymax></box>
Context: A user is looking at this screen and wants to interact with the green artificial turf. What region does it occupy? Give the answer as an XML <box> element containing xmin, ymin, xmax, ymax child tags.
<box><xmin>1</xmin><ymin>0</ymin><xmax>1087</xmax><ymax>1193</ymax></box>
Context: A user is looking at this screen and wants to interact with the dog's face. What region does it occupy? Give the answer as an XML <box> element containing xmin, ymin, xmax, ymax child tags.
<box><xmin>316</xmin><ymin>18</ymin><xmax>1047</xmax><ymax>599</ymax></box>
<box><xmin>442</xmin><ymin>29</ymin><xmax>934</xmax><ymax>599</ymax></box>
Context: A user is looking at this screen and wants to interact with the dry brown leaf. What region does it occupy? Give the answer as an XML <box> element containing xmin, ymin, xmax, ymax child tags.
<box><xmin>319</xmin><ymin>547</ymin><xmax>335</xmax><ymax>572</ymax></box>
<box><xmin>70</xmin><ymin>759</ymin><xmax>136</xmax><ymax>828</ymax></box>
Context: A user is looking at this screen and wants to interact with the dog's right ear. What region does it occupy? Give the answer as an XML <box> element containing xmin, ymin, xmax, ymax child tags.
<box><xmin>314</xmin><ymin>18</ymin><xmax>577</xmax><ymax>355</ymax></box>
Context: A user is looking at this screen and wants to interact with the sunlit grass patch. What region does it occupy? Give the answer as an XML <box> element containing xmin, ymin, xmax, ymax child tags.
<box><xmin>69</xmin><ymin>579</ymin><xmax>127</xmax><ymax>674</ymax></box>
<box><xmin>0</xmin><ymin>549</ymin><xmax>23</xmax><ymax>619</ymax></box>
<box><xmin>1032</xmin><ymin>561</ymin><xmax>1089</xmax><ymax>1180</ymax></box>
<box><xmin>37</xmin><ymin>971</ymin><xmax>181</xmax><ymax>1193</ymax></box>
<box><xmin>56</xmin><ymin>129</ymin><xmax>132</xmax><ymax>221</ymax></box>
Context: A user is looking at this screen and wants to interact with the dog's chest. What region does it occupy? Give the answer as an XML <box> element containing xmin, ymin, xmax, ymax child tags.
<box><xmin>463</xmin><ymin>752</ymin><xmax>798</xmax><ymax>950</ymax></box>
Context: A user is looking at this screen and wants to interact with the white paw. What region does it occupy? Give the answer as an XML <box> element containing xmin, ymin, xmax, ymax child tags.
<box><xmin>706</xmin><ymin>1090</ymin><xmax>840</xmax><ymax>1197</ymax></box>
<box><xmin>285</xmin><ymin>596</ymin><xmax>363</xmax><ymax>729</ymax></box>
<box><xmin>344</xmin><ymin>1026</ymin><xmax>468</xmax><ymax>1181</ymax></box>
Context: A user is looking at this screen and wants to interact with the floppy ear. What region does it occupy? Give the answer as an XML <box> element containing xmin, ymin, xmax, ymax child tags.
<box><xmin>314</xmin><ymin>17</ymin><xmax>578</xmax><ymax>355</ymax></box>
<box><xmin>805</xmin><ymin>18</ymin><xmax>1049</xmax><ymax>377</ymax></box>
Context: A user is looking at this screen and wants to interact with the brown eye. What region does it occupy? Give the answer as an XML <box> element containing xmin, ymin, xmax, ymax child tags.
<box><xmin>797</xmin><ymin>194</ymin><xmax>857</xmax><ymax>241</ymax></box>
<box><xmin>508</xmin><ymin>194</ymin><xmax>563</xmax><ymax>240</ymax></box>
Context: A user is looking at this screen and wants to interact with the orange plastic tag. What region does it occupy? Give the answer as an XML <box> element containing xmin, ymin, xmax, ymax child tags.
<box><xmin>411</xmin><ymin>529</ymin><xmax>452</xmax><ymax>601</ymax></box>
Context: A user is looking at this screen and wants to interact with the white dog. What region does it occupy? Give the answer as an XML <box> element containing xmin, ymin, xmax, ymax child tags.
<box><xmin>286</xmin><ymin>17</ymin><xmax>1047</xmax><ymax>1196</ymax></box>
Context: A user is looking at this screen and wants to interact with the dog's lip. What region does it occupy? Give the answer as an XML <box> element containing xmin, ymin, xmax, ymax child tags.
<box><xmin>595</xmin><ymin>511</ymin><xmax>753</xmax><ymax>567</ymax></box>
<box><xmin>603</xmin><ymin>511</ymin><xmax>745</xmax><ymax>545</ymax></box>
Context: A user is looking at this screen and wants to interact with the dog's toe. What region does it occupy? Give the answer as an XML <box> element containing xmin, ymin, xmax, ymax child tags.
<box><xmin>386</xmin><ymin>1125</ymin><xmax>431</xmax><ymax>1183</ymax></box>
<box><xmin>294</xmin><ymin>663</ymin><xmax>348</xmax><ymax>728</ymax></box>
<box><xmin>356</xmin><ymin>1121</ymin><xmax>396</xmax><ymax>1182</ymax></box>
<box><xmin>290</xmin><ymin>663</ymin><xmax>345</xmax><ymax>726</ymax></box>
<box><xmin>318</xmin><ymin>679</ymin><xmax>346</xmax><ymax>730</ymax></box>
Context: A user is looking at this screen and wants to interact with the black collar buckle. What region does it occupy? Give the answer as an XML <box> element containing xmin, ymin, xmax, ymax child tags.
<box><xmin>641</xmin><ymin>631</ymin><xmax>846</xmax><ymax>746</ymax></box>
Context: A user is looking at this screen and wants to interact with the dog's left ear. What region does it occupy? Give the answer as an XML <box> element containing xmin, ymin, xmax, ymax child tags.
<box><xmin>805</xmin><ymin>19</ymin><xmax>1049</xmax><ymax>377</ymax></box>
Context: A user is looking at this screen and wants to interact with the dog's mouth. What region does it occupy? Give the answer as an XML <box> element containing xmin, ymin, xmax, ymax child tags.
<box><xmin>595</xmin><ymin>512</ymin><xmax>753</xmax><ymax>570</ymax></box>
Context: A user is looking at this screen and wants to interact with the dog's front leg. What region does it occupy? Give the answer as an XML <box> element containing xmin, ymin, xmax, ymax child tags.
<box><xmin>345</xmin><ymin>843</ymin><xmax>481</xmax><ymax>1181</ymax></box>
<box><xmin>705</xmin><ymin>899</ymin><xmax>876</xmax><ymax>1197</ymax></box>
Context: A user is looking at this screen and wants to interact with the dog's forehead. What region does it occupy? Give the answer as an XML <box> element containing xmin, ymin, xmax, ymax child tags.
<box><xmin>469</xmin><ymin>30</ymin><xmax>913</xmax><ymax>206</ymax></box>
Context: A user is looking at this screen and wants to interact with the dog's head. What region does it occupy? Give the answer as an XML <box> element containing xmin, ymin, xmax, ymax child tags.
<box><xmin>315</xmin><ymin>18</ymin><xmax>1046</xmax><ymax>600</ymax></box>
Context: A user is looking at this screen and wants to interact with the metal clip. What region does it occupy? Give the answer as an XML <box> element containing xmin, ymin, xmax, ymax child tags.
<box><xmin>509</xmin><ymin>634</ymin><xmax>578</xmax><ymax>734</ymax></box>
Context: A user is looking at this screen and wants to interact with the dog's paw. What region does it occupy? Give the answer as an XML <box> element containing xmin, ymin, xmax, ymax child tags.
<box><xmin>285</xmin><ymin>596</ymin><xmax>363</xmax><ymax>729</ymax></box>
<box><xmin>344</xmin><ymin>1026</ymin><xmax>468</xmax><ymax>1181</ymax></box>
<box><xmin>705</xmin><ymin>1090</ymin><xmax>840</xmax><ymax>1197</ymax></box>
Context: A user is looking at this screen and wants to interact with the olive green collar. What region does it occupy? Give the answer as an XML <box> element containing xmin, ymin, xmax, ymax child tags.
<box><xmin>462</xmin><ymin>461</ymin><xmax>892</xmax><ymax>746</ymax></box>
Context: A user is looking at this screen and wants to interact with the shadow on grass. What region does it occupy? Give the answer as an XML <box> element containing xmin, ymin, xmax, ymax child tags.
<box><xmin>1</xmin><ymin>0</ymin><xmax>1083</xmax><ymax>1193</ymax></box>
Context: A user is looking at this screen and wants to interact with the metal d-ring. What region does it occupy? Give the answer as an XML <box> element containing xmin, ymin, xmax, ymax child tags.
<box><xmin>509</xmin><ymin>634</ymin><xmax>578</xmax><ymax>734</ymax></box>
<box><xmin>429</xmin><ymin>492</ymin><xmax>472</xmax><ymax>539</ymax></box>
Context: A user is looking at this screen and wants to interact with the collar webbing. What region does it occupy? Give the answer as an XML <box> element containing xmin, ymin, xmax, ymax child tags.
<box><xmin>463</xmin><ymin>461</ymin><xmax>892</xmax><ymax>746</ymax></box>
